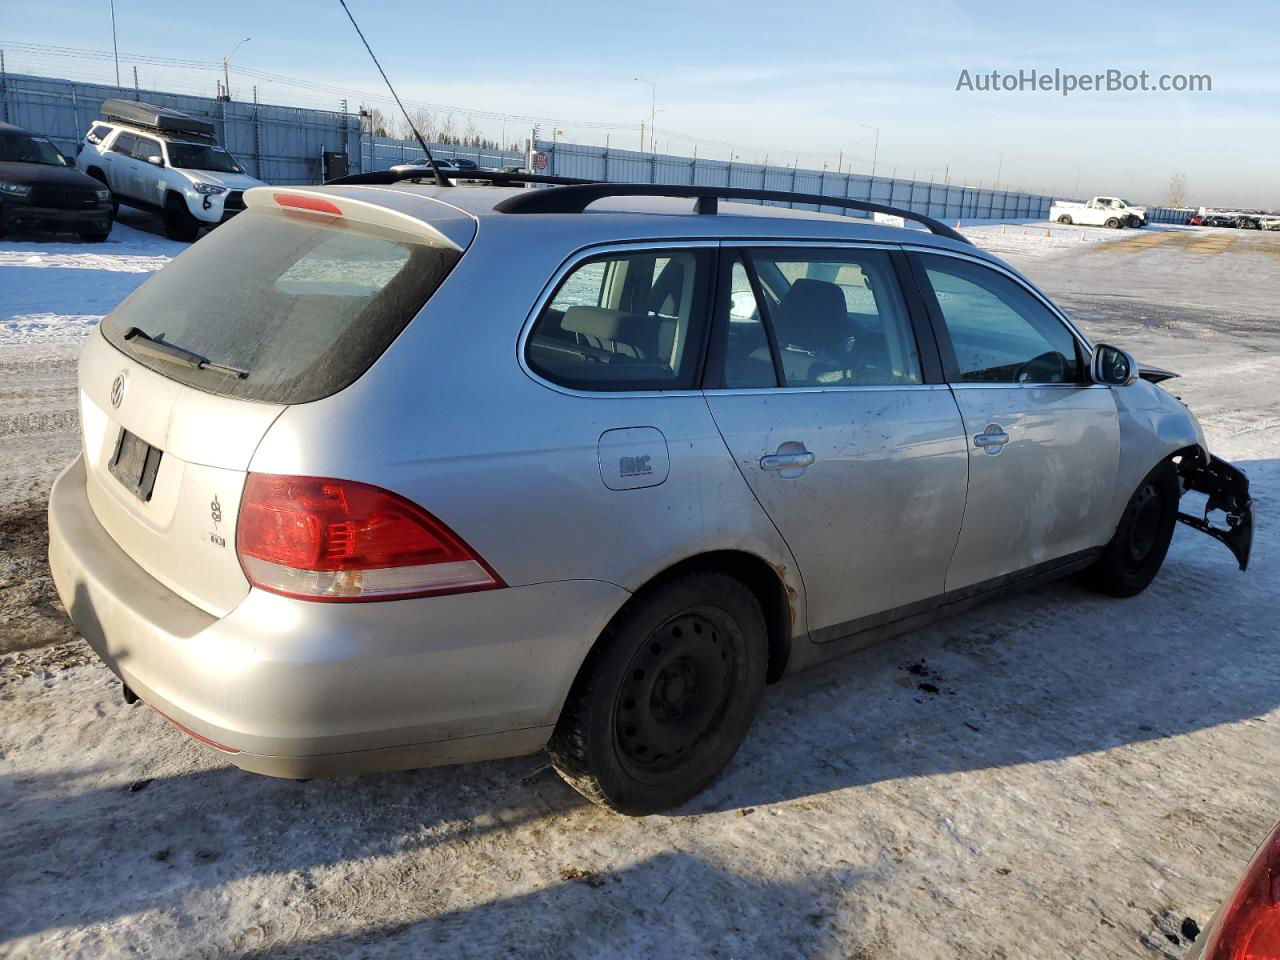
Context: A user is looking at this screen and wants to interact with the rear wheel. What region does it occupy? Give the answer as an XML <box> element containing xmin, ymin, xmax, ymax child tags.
<box><xmin>1105</xmin><ymin>217</ymin><xmax>1122</xmax><ymax>229</ymax></box>
<box><xmin>78</xmin><ymin>229</ymin><xmax>110</xmax><ymax>243</ymax></box>
<box><xmin>163</xmin><ymin>193</ymin><xmax>200</xmax><ymax>242</ymax></box>
<box><xmin>549</xmin><ymin>571</ymin><xmax>767</xmax><ymax>815</ymax></box>
<box><xmin>1081</xmin><ymin>461</ymin><xmax>1179</xmax><ymax>597</ymax></box>
<box><xmin>1057</xmin><ymin>215</ymin><xmax>1073</xmax><ymax>225</ymax></box>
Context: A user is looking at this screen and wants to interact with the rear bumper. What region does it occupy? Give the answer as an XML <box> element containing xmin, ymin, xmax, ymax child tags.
<box><xmin>48</xmin><ymin>455</ymin><xmax>629</xmax><ymax>777</ymax></box>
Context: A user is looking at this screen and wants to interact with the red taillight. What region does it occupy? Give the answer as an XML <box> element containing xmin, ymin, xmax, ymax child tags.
<box><xmin>1204</xmin><ymin>821</ymin><xmax>1280</xmax><ymax>960</ymax></box>
<box><xmin>272</xmin><ymin>192</ymin><xmax>343</xmax><ymax>216</ymax></box>
<box><xmin>236</xmin><ymin>474</ymin><xmax>503</xmax><ymax>602</ymax></box>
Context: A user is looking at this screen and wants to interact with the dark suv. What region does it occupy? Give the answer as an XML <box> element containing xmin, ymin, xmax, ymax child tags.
<box><xmin>0</xmin><ymin>122</ymin><xmax>114</xmax><ymax>241</ymax></box>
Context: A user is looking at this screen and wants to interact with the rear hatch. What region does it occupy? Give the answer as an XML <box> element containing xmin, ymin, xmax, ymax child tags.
<box><xmin>79</xmin><ymin>187</ymin><xmax>476</xmax><ymax>616</ymax></box>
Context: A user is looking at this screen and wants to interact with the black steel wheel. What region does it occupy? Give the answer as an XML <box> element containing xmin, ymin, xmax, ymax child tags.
<box><xmin>1081</xmin><ymin>461</ymin><xmax>1179</xmax><ymax>597</ymax></box>
<box><xmin>550</xmin><ymin>571</ymin><xmax>767</xmax><ymax>815</ymax></box>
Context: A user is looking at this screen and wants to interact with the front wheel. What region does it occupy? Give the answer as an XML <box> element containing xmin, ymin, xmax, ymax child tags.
<box><xmin>163</xmin><ymin>194</ymin><xmax>200</xmax><ymax>242</ymax></box>
<box><xmin>549</xmin><ymin>571</ymin><xmax>767</xmax><ymax>815</ymax></box>
<box><xmin>1128</xmin><ymin>216</ymin><xmax>1144</xmax><ymax>228</ymax></box>
<box><xmin>1080</xmin><ymin>461</ymin><xmax>1179</xmax><ymax>597</ymax></box>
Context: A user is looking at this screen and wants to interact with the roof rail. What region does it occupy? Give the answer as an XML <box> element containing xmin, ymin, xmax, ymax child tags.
<box><xmin>323</xmin><ymin>169</ymin><xmax>971</xmax><ymax>245</ymax></box>
<box><xmin>494</xmin><ymin>184</ymin><xmax>971</xmax><ymax>244</ymax></box>
<box><xmin>325</xmin><ymin>169</ymin><xmax>596</xmax><ymax>187</ymax></box>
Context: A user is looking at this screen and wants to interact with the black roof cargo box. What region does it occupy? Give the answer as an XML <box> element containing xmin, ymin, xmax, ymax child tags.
<box><xmin>102</xmin><ymin>99</ymin><xmax>217</xmax><ymax>141</ymax></box>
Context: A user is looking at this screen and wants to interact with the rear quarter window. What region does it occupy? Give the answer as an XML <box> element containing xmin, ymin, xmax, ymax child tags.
<box><xmin>101</xmin><ymin>207</ymin><xmax>466</xmax><ymax>403</ymax></box>
<box><xmin>526</xmin><ymin>248</ymin><xmax>712</xmax><ymax>391</ymax></box>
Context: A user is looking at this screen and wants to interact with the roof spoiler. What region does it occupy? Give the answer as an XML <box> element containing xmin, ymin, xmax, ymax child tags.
<box><xmin>323</xmin><ymin>169</ymin><xmax>971</xmax><ymax>245</ymax></box>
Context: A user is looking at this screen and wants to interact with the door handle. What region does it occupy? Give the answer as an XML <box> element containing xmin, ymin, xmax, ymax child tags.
<box><xmin>973</xmin><ymin>424</ymin><xmax>1010</xmax><ymax>454</ymax></box>
<box><xmin>760</xmin><ymin>451</ymin><xmax>816</xmax><ymax>471</ymax></box>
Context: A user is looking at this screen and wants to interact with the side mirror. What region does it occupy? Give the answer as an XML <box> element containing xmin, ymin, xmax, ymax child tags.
<box><xmin>1091</xmin><ymin>344</ymin><xmax>1139</xmax><ymax>386</ymax></box>
<box><xmin>145</xmin><ymin>154</ymin><xmax>164</xmax><ymax>166</ymax></box>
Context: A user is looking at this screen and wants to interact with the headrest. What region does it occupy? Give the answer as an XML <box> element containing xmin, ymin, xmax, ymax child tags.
<box><xmin>561</xmin><ymin>306</ymin><xmax>638</xmax><ymax>342</ymax></box>
<box><xmin>772</xmin><ymin>278</ymin><xmax>848</xmax><ymax>349</ymax></box>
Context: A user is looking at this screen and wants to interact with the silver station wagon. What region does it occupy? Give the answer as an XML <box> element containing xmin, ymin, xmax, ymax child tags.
<box><xmin>48</xmin><ymin>171</ymin><xmax>1253</xmax><ymax>814</ymax></box>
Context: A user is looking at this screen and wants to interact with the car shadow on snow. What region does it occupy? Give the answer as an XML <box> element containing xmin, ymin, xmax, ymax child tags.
<box><xmin>230</xmin><ymin>851</ymin><xmax>866</xmax><ymax>960</ymax></box>
<box><xmin>1</xmin><ymin>459</ymin><xmax>1271</xmax><ymax>948</ymax></box>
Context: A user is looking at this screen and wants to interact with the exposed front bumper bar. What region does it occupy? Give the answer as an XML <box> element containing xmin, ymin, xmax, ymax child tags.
<box><xmin>1178</xmin><ymin>454</ymin><xmax>1253</xmax><ymax>571</ymax></box>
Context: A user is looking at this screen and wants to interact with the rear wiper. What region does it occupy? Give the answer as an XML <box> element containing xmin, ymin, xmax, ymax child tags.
<box><xmin>123</xmin><ymin>327</ymin><xmax>248</xmax><ymax>379</ymax></box>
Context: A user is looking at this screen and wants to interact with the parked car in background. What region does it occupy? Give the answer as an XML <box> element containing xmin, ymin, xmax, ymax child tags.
<box><xmin>1187</xmin><ymin>817</ymin><xmax>1280</xmax><ymax>959</ymax></box>
<box><xmin>47</xmin><ymin>174</ymin><xmax>1252</xmax><ymax>816</ymax></box>
<box><xmin>1187</xmin><ymin>214</ymin><xmax>1205</xmax><ymax>226</ymax></box>
<box><xmin>1050</xmin><ymin>196</ymin><xmax>1146</xmax><ymax>228</ymax></box>
<box><xmin>0</xmin><ymin>121</ymin><xmax>113</xmax><ymax>241</ymax></box>
<box><xmin>1262</xmin><ymin>215</ymin><xmax>1280</xmax><ymax>231</ymax></box>
<box><xmin>388</xmin><ymin>157</ymin><xmax>459</xmax><ymax>177</ymax></box>
<box><xmin>1203</xmin><ymin>213</ymin><xmax>1239</xmax><ymax>228</ymax></box>
<box><xmin>76</xmin><ymin>99</ymin><xmax>263</xmax><ymax>241</ymax></box>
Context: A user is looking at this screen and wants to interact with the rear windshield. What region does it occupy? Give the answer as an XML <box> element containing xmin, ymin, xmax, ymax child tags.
<box><xmin>101</xmin><ymin>208</ymin><xmax>464</xmax><ymax>403</ymax></box>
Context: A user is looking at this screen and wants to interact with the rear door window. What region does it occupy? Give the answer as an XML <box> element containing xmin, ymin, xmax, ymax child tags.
<box><xmin>110</xmin><ymin>132</ymin><xmax>136</xmax><ymax>155</ymax></box>
<box><xmin>100</xmin><ymin>208</ymin><xmax>467</xmax><ymax>403</ymax></box>
<box><xmin>526</xmin><ymin>248</ymin><xmax>712</xmax><ymax>391</ymax></box>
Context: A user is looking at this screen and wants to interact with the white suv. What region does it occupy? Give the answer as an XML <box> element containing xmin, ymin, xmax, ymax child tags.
<box><xmin>75</xmin><ymin>99</ymin><xmax>264</xmax><ymax>241</ymax></box>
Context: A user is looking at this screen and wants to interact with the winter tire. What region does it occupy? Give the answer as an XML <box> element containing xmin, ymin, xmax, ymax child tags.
<box><xmin>549</xmin><ymin>571</ymin><xmax>768</xmax><ymax>815</ymax></box>
<box><xmin>1081</xmin><ymin>460</ymin><xmax>1179</xmax><ymax>598</ymax></box>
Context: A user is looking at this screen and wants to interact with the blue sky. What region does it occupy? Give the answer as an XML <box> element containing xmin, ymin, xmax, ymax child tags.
<box><xmin>4</xmin><ymin>0</ymin><xmax>1278</xmax><ymax>205</ymax></box>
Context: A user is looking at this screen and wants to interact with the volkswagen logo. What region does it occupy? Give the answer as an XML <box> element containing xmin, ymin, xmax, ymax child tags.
<box><xmin>110</xmin><ymin>372</ymin><xmax>127</xmax><ymax>409</ymax></box>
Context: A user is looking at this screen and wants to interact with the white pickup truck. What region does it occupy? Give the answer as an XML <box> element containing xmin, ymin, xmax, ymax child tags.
<box><xmin>1050</xmin><ymin>196</ymin><xmax>1147</xmax><ymax>228</ymax></box>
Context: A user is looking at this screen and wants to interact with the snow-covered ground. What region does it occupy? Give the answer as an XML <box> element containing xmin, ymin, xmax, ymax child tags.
<box><xmin>1</xmin><ymin>218</ymin><xmax>1278</xmax><ymax>959</ymax></box>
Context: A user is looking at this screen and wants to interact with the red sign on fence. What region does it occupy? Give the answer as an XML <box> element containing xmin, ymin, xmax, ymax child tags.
<box><xmin>532</xmin><ymin>151</ymin><xmax>548</xmax><ymax>171</ymax></box>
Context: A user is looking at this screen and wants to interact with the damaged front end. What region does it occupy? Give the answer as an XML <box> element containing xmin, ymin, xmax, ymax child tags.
<box><xmin>1178</xmin><ymin>454</ymin><xmax>1254</xmax><ymax>571</ymax></box>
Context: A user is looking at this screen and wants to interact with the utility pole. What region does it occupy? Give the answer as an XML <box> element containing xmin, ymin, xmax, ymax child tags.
<box><xmin>639</xmin><ymin>121</ymin><xmax>645</xmax><ymax>153</ymax></box>
<box><xmin>634</xmin><ymin>77</ymin><xmax>656</xmax><ymax>153</ymax></box>
<box><xmin>109</xmin><ymin>0</ymin><xmax>121</xmax><ymax>86</ymax></box>
<box><xmin>1068</xmin><ymin>162</ymin><xmax>1080</xmax><ymax>198</ymax></box>
<box><xmin>222</xmin><ymin>37</ymin><xmax>251</xmax><ymax>103</ymax></box>
<box><xmin>861</xmin><ymin>123</ymin><xmax>879</xmax><ymax>179</ymax></box>
<box><xmin>990</xmin><ymin>148</ymin><xmax>1003</xmax><ymax>190</ymax></box>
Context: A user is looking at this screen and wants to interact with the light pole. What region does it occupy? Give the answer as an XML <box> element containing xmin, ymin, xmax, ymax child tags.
<box><xmin>223</xmin><ymin>37</ymin><xmax>251</xmax><ymax>101</ymax></box>
<box><xmin>634</xmin><ymin>77</ymin><xmax>656</xmax><ymax>153</ymax></box>
<box><xmin>860</xmin><ymin>123</ymin><xmax>879</xmax><ymax>179</ymax></box>
<box><xmin>108</xmin><ymin>0</ymin><xmax>121</xmax><ymax>86</ymax></box>
<box><xmin>1067</xmin><ymin>162</ymin><xmax>1081</xmax><ymax>198</ymax></box>
<box><xmin>990</xmin><ymin>148</ymin><xmax>1004</xmax><ymax>190</ymax></box>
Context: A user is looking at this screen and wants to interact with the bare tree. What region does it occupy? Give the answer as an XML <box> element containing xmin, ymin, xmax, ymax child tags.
<box><xmin>1165</xmin><ymin>172</ymin><xmax>1189</xmax><ymax>209</ymax></box>
<box><xmin>401</xmin><ymin>107</ymin><xmax>436</xmax><ymax>143</ymax></box>
<box><xmin>437</xmin><ymin>112</ymin><xmax>458</xmax><ymax>145</ymax></box>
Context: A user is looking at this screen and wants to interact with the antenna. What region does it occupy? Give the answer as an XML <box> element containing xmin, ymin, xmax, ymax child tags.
<box><xmin>336</xmin><ymin>0</ymin><xmax>452</xmax><ymax>187</ymax></box>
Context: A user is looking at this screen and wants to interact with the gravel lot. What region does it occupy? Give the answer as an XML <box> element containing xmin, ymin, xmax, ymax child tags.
<box><xmin>1</xmin><ymin>220</ymin><xmax>1277</xmax><ymax>959</ymax></box>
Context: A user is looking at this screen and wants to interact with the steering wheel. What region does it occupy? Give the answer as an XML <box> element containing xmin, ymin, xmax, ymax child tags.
<box><xmin>1015</xmin><ymin>351</ymin><xmax>1068</xmax><ymax>384</ymax></box>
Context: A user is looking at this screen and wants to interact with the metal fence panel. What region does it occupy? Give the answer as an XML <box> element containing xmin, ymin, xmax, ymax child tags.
<box><xmin>1</xmin><ymin>72</ymin><xmax>360</xmax><ymax>185</ymax></box>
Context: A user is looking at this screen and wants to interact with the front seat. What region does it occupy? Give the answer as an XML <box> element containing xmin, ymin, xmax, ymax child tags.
<box><xmin>769</xmin><ymin>278</ymin><xmax>849</xmax><ymax>384</ymax></box>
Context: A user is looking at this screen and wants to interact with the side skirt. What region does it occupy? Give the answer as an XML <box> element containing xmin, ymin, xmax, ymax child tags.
<box><xmin>787</xmin><ymin>549</ymin><xmax>1100</xmax><ymax>674</ymax></box>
